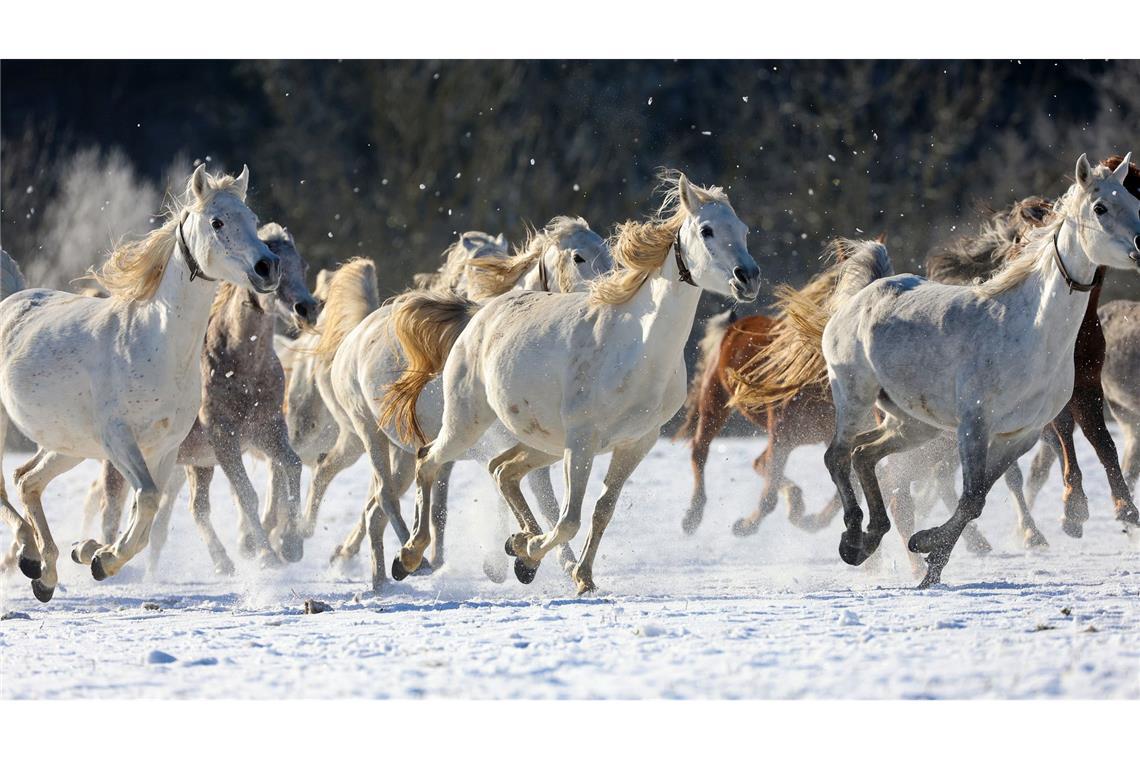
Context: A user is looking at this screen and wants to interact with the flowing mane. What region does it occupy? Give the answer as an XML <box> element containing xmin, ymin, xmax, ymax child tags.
<box><xmin>92</xmin><ymin>169</ymin><xmax>245</xmax><ymax>302</ymax></box>
<box><xmin>976</xmin><ymin>184</ymin><xmax>1077</xmax><ymax>297</ymax></box>
<box><xmin>731</xmin><ymin>238</ymin><xmax>891</xmax><ymax>410</ymax></box>
<box><xmin>311</xmin><ymin>257</ymin><xmax>379</xmax><ymax>363</ymax></box>
<box><xmin>590</xmin><ymin>172</ymin><xmax>729</xmax><ymax>306</ymax></box>
<box><xmin>925</xmin><ymin>197</ymin><xmax>1053</xmax><ymax>285</ymax></box>
<box><xmin>465</xmin><ymin>216</ymin><xmax>593</xmax><ymax>298</ymax></box>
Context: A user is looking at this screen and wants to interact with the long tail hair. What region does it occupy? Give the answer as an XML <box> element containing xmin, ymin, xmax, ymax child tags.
<box><xmin>674</xmin><ymin>310</ymin><xmax>736</xmax><ymax>441</ymax></box>
<box><xmin>378</xmin><ymin>291</ymin><xmax>480</xmax><ymax>445</ymax></box>
<box><xmin>731</xmin><ymin>238</ymin><xmax>892</xmax><ymax>411</ymax></box>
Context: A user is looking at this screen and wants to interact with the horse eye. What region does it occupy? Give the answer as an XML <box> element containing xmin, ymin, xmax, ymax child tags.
<box><xmin>572</xmin><ymin>253</ymin><xmax>585</xmax><ymax>264</ymax></box>
<box><xmin>700</xmin><ymin>226</ymin><xmax>714</xmax><ymax>239</ymax></box>
<box><xmin>1093</xmin><ymin>203</ymin><xmax>1107</xmax><ymax>216</ymax></box>
<box><xmin>211</xmin><ymin>218</ymin><xmax>224</xmax><ymax>230</ymax></box>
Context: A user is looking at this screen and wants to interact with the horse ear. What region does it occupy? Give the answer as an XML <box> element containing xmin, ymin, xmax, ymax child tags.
<box><xmin>190</xmin><ymin>164</ymin><xmax>209</xmax><ymax>201</ymax></box>
<box><xmin>495</xmin><ymin>233</ymin><xmax>507</xmax><ymax>249</ymax></box>
<box><xmin>678</xmin><ymin>174</ymin><xmax>703</xmax><ymax>214</ymax></box>
<box><xmin>233</xmin><ymin>165</ymin><xmax>250</xmax><ymax>201</ymax></box>
<box><xmin>1113</xmin><ymin>152</ymin><xmax>1132</xmax><ymax>183</ymax></box>
<box><xmin>461</xmin><ymin>233</ymin><xmax>482</xmax><ymax>253</ymax></box>
<box><xmin>1075</xmin><ymin>153</ymin><xmax>1093</xmax><ymax>189</ymax></box>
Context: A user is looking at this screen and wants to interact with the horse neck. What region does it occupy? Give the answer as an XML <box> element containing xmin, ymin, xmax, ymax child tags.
<box><xmin>1007</xmin><ymin>220</ymin><xmax>1097</xmax><ymax>360</ymax></box>
<box><xmin>617</xmin><ymin>246</ymin><xmax>702</xmax><ymax>367</ymax></box>
<box><xmin>214</xmin><ymin>289</ymin><xmax>277</xmax><ymax>356</ymax></box>
<box><xmin>150</xmin><ymin>234</ymin><xmax>221</xmax><ymax>356</ymax></box>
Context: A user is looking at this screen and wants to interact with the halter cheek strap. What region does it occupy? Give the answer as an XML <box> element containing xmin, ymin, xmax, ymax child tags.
<box><xmin>537</xmin><ymin>255</ymin><xmax>550</xmax><ymax>292</ymax></box>
<box><xmin>674</xmin><ymin>229</ymin><xmax>696</xmax><ymax>287</ymax></box>
<box><xmin>1052</xmin><ymin>220</ymin><xmax>1104</xmax><ymax>293</ymax></box>
<box><xmin>177</xmin><ymin>211</ymin><xmax>217</xmax><ymax>283</ymax></box>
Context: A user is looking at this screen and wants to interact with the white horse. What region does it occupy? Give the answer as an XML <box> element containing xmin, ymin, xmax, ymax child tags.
<box><xmin>384</xmin><ymin>173</ymin><xmax>760</xmax><ymax>594</ymax></box>
<box><xmin>815</xmin><ymin>154</ymin><xmax>1140</xmax><ymax>587</ymax></box>
<box><xmin>0</xmin><ymin>165</ymin><xmax>280</xmax><ymax>601</ymax></box>
<box><xmin>326</xmin><ymin>217</ymin><xmax>613</xmax><ymax>591</ymax></box>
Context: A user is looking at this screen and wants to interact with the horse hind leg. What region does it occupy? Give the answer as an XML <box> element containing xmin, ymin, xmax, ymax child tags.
<box><xmin>732</xmin><ymin>434</ymin><xmax>789</xmax><ymax>538</ymax></box>
<box><xmin>526</xmin><ymin>466</ymin><xmax>578</xmax><ymax>574</ymax></box>
<box><xmin>17</xmin><ymin>450</ymin><xmax>82</xmax><ymax>601</ymax></box>
<box><xmin>1072</xmin><ymin>387</ymin><xmax>1139</xmax><ymax>526</ymax></box>
<box><xmin>186</xmin><ymin>466</ymin><xmax>235</xmax><ymax>575</ymax></box>
<box><xmin>1003</xmin><ymin>463</ymin><xmax>1047</xmax><ymax>549</ymax></box>
<box><xmin>1050</xmin><ymin>407</ymin><xmax>1089</xmax><ymax>538</ymax></box>
<box><xmin>490</xmin><ymin>444</ymin><xmax>560</xmax><ymax>584</ymax></box>
<box><xmin>147</xmin><ymin>464</ymin><xmax>187</xmax><ymax>573</ymax></box>
<box><xmin>825</xmin><ymin>376</ymin><xmax>878</xmax><ymax>567</ymax></box>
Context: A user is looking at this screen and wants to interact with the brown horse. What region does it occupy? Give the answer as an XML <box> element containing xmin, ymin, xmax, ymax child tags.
<box><xmin>927</xmin><ymin>155</ymin><xmax>1140</xmax><ymax>538</ymax></box>
<box><xmin>676</xmin><ymin>307</ymin><xmax>839</xmax><ymax>537</ymax></box>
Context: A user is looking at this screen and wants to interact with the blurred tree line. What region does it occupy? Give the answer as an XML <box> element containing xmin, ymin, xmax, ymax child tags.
<box><xmin>4</xmin><ymin>59</ymin><xmax>1140</xmax><ymax>313</ymax></box>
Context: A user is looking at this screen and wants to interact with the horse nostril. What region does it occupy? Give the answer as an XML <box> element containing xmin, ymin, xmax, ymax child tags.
<box><xmin>294</xmin><ymin>301</ymin><xmax>312</xmax><ymax>321</ymax></box>
<box><xmin>254</xmin><ymin>258</ymin><xmax>274</xmax><ymax>279</ymax></box>
<box><xmin>733</xmin><ymin>266</ymin><xmax>750</xmax><ymax>284</ymax></box>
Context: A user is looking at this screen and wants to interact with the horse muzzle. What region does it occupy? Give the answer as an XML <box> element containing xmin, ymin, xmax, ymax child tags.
<box><xmin>248</xmin><ymin>255</ymin><xmax>281</xmax><ymax>294</ymax></box>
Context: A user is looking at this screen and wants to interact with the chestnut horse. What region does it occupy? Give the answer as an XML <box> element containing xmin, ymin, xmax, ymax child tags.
<box><xmin>676</xmin><ymin>311</ymin><xmax>837</xmax><ymax>536</ymax></box>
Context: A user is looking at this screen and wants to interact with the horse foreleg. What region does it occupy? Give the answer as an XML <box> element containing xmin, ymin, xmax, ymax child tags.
<box><xmin>519</xmin><ymin>438</ymin><xmax>593</xmax><ymax>569</ymax></box>
<box><xmin>1025</xmin><ymin>429</ymin><xmax>1059</xmax><ymax>509</ymax></box>
<box><xmin>146</xmin><ymin>464</ymin><xmax>187</xmax><ymax>573</ymax></box>
<box><xmin>213</xmin><ymin>439</ymin><xmax>276</xmax><ymax>566</ymax></box>
<box><xmin>428</xmin><ymin>460</ymin><xmax>454</xmax><ymax>568</ymax></box>
<box><xmin>732</xmin><ymin>436</ymin><xmax>791</xmax><ymax>538</ymax></box>
<box><xmin>256</xmin><ymin>415</ymin><xmax>306</xmax><ymax>562</ymax></box>
<box><xmin>1072</xmin><ymin>387</ymin><xmax>1139</xmax><ymax>526</ymax></box>
<box><xmin>99</xmin><ymin>462</ymin><xmax>129</xmax><ymax>545</ymax></box>
<box><xmin>573</xmin><ymin>431</ymin><xmax>656</xmax><ymax>595</ymax></box>
<box><xmin>186</xmin><ymin>466</ymin><xmax>234</xmax><ymax>575</ymax></box>
<box><xmin>682</xmin><ymin>377</ymin><xmax>733</xmax><ymax>535</ymax></box>
<box><xmin>1049</xmin><ymin>407</ymin><xmax>1089</xmax><ymax>538</ymax></box>
<box><xmin>300</xmin><ymin>430</ymin><xmax>363</xmax><ymax>538</ymax></box>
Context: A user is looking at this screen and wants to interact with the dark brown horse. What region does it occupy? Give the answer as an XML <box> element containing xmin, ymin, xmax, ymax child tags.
<box><xmin>676</xmin><ymin>313</ymin><xmax>839</xmax><ymax>537</ymax></box>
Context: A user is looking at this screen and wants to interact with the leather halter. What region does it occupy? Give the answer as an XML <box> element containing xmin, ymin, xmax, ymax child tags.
<box><xmin>674</xmin><ymin>228</ymin><xmax>696</xmax><ymax>287</ymax></box>
<box><xmin>1052</xmin><ymin>220</ymin><xmax>1104</xmax><ymax>293</ymax></box>
<box><xmin>177</xmin><ymin>211</ymin><xmax>216</xmax><ymax>282</ymax></box>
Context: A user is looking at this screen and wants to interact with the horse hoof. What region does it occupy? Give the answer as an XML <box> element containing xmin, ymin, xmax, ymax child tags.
<box><xmin>1025</xmin><ymin>530</ymin><xmax>1049</xmax><ymax>550</ymax></box>
<box><xmin>964</xmin><ymin>533</ymin><xmax>992</xmax><ymax>556</ymax></box>
<box><xmin>504</xmin><ymin>537</ymin><xmax>517</xmax><ymax>557</ymax></box>
<box><xmin>91</xmin><ymin>555</ymin><xmax>108</xmax><ymax>582</ymax></box>
<box><xmin>908</xmin><ymin>529</ymin><xmax>938</xmax><ymax>555</ymax></box>
<box><xmin>483</xmin><ymin>557</ymin><xmax>507</xmax><ymax>584</ymax></box>
<box><xmin>731</xmin><ymin>518</ymin><xmax>759</xmax><ymax>538</ymax></box>
<box><xmin>681</xmin><ymin>510</ymin><xmax>702</xmax><ymax>535</ymax></box>
<box><xmin>18</xmin><ymin>555</ymin><xmax>42</xmax><ymax>580</ymax></box>
<box><xmin>239</xmin><ymin>534</ymin><xmax>258</xmax><ymax>559</ymax></box>
<box><xmin>216</xmin><ymin>560</ymin><xmax>236</xmax><ymax>577</ymax></box>
<box><xmin>31</xmin><ymin>579</ymin><xmax>54</xmax><ymax>603</ymax></box>
<box><xmin>839</xmin><ymin>532</ymin><xmax>871</xmax><ymax>566</ymax></box>
<box><xmin>280</xmin><ymin>536</ymin><xmax>304</xmax><ymax>564</ymax></box>
<box><xmin>391</xmin><ymin>557</ymin><xmax>409</xmax><ymax>582</ymax></box>
<box><xmin>412</xmin><ymin>558</ymin><xmax>434</xmax><ymax>577</ymax></box>
<box><xmin>514</xmin><ymin>558</ymin><xmax>538</xmax><ymax>584</ymax></box>
<box><xmin>1061</xmin><ymin>519</ymin><xmax>1084</xmax><ymax>539</ymax></box>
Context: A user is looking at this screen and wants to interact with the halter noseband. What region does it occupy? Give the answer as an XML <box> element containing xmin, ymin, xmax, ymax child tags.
<box><xmin>1052</xmin><ymin>220</ymin><xmax>1104</xmax><ymax>293</ymax></box>
<box><xmin>674</xmin><ymin>228</ymin><xmax>696</xmax><ymax>287</ymax></box>
<box><xmin>177</xmin><ymin>211</ymin><xmax>217</xmax><ymax>283</ymax></box>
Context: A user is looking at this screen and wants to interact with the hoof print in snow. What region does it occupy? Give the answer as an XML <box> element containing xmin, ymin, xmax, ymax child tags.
<box><xmin>145</xmin><ymin>650</ymin><xmax>177</xmax><ymax>665</ymax></box>
<box><xmin>304</xmin><ymin>599</ymin><xmax>333</xmax><ymax>614</ymax></box>
<box><xmin>1</xmin><ymin>611</ymin><xmax>31</xmax><ymax>621</ymax></box>
<box><xmin>142</xmin><ymin>602</ymin><xmax>161</xmax><ymax>611</ymax></box>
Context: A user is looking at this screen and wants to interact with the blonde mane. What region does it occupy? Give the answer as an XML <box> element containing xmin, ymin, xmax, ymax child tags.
<box><xmin>465</xmin><ymin>216</ymin><xmax>593</xmax><ymax>298</ymax></box>
<box><xmin>589</xmin><ymin>172</ymin><xmax>730</xmax><ymax>306</ymax></box>
<box><xmin>311</xmin><ymin>257</ymin><xmax>379</xmax><ymax>363</ymax></box>
<box><xmin>93</xmin><ymin>170</ymin><xmax>245</xmax><ymax>302</ymax></box>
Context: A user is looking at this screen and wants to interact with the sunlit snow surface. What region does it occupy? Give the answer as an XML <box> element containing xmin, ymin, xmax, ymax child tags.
<box><xmin>2</xmin><ymin>434</ymin><xmax>1137</xmax><ymax>698</ymax></box>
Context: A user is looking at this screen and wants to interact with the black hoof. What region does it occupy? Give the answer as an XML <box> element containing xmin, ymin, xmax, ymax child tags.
<box><xmin>391</xmin><ymin>557</ymin><xmax>409</xmax><ymax>581</ymax></box>
<box><xmin>412</xmin><ymin>558</ymin><xmax>434</xmax><ymax>577</ymax></box>
<box><xmin>280</xmin><ymin>535</ymin><xmax>304</xmax><ymax>563</ymax></box>
<box><xmin>18</xmin><ymin>555</ymin><xmax>42</xmax><ymax>580</ymax></box>
<box><xmin>504</xmin><ymin>536</ymin><xmax>518</xmax><ymax>557</ymax></box>
<box><xmin>908</xmin><ymin>529</ymin><xmax>938</xmax><ymax>555</ymax></box>
<box><xmin>31</xmin><ymin>579</ymin><xmax>54</xmax><ymax>603</ymax></box>
<box><xmin>70</xmin><ymin>547</ymin><xmax>81</xmax><ymax>564</ymax></box>
<box><xmin>91</xmin><ymin>555</ymin><xmax>108</xmax><ymax>581</ymax></box>
<box><xmin>1061</xmin><ymin>519</ymin><xmax>1084</xmax><ymax>539</ymax></box>
<box><xmin>514</xmin><ymin>558</ymin><xmax>538</xmax><ymax>584</ymax></box>
<box><xmin>732</xmin><ymin>517</ymin><xmax>760</xmax><ymax>538</ymax></box>
<box><xmin>839</xmin><ymin>532</ymin><xmax>872</xmax><ymax>566</ymax></box>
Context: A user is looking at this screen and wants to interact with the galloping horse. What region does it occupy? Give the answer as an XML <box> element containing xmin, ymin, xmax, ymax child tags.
<box><xmin>0</xmin><ymin>165</ymin><xmax>280</xmax><ymax>601</ymax></box>
<box><xmin>383</xmin><ymin>172</ymin><xmax>760</xmax><ymax>594</ymax></box>
<box><xmin>806</xmin><ymin>155</ymin><xmax>1139</xmax><ymax>586</ymax></box>
<box><xmin>83</xmin><ymin>223</ymin><xmax>320</xmax><ymax>574</ymax></box>
<box><xmin>326</xmin><ymin>217</ymin><xmax>613</xmax><ymax>591</ymax></box>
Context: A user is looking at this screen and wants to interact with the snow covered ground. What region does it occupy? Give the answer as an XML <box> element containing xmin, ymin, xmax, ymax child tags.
<box><xmin>1</xmin><ymin>434</ymin><xmax>1137</xmax><ymax>698</ymax></box>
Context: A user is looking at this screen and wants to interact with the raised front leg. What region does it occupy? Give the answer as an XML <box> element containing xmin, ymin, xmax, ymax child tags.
<box><xmin>513</xmin><ymin>438</ymin><xmax>594</xmax><ymax>570</ymax></box>
<box><xmin>490</xmin><ymin>444</ymin><xmax>561</xmax><ymax>584</ymax></box>
<box><xmin>1071</xmin><ymin>387</ymin><xmax>1139</xmax><ymax>526</ymax></box>
<box><xmin>682</xmin><ymin>376</ymin><xmax>733</xmax><ymax>535</ymax></box>
<box><xmin>573</xmin><ymin>431</ymin><xmax>657</xmax><ymax>595</ymax></box>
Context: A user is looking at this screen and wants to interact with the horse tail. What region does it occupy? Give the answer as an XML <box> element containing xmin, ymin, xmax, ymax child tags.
<box><xmin>1</xmin><ymin>249</ymin><xmax>27</xmax><ymax>301</ymax></box>
<box><xmin>379</xmin><ymin>291</ymin><xmax>480</xmax><ymax>445</ymax></box>
<box><xmin>674</xmin><ymin>310</ymin><xmax>736</xmax><ymax>441</ymax></box>
<box><xmin>731</xmin><ymin>238</ymin><xmax>892</xmax><ymax>411</ymax></box>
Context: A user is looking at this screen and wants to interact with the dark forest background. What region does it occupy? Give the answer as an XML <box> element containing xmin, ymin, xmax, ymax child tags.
<box><xmin>3</xmin><ymin>60</ymin><xmax>1140</xmax><ymax>346</ymax></box>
